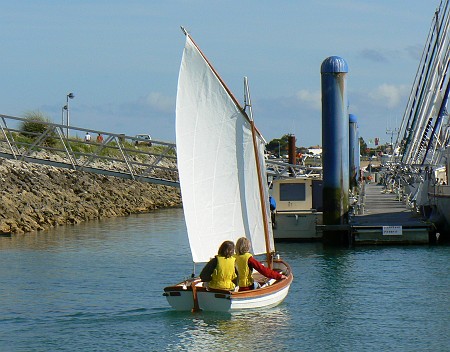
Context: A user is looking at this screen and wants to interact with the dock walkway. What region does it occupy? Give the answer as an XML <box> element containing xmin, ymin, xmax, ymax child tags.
<box><xmin>351</xmin><ymin>183</ymin><xmax>431</xmax><ymax>244</ymax></box>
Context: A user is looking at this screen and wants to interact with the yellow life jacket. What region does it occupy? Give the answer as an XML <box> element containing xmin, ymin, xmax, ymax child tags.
<box><xmin>208</xmin><ymin>256</ymin><xmax>236</xmax><ymax>290</ymax></box>
<box><xmin>235</xmin><ymin>252</ymin><xmax>254</xmax><ymax>288</ymax></box>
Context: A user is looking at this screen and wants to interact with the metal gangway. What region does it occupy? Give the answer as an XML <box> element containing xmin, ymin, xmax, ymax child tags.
<box><xmin>0</xmin><ymin>113</ymin><xmax>179</xmax><ymax>187</ymax></box>
<box><xmin>266</xmin><ymin>159</ymin><xmax>322</xmax><ymax>181</ymax></box>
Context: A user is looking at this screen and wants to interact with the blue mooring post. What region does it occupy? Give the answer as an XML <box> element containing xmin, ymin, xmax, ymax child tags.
<box><xmin>355</xmin><ymin>118</ymin><xmax>360</xmax><ymax>185</ymax></box>
<box><xmin>349</xmin><ymin>114</ymin><xmax>358</xmax><ymax>190</ymax></box>
<box><xmin>321</xmin><ymin>56</ymin><xmax>350</xmax><ymax>246</ymax></box>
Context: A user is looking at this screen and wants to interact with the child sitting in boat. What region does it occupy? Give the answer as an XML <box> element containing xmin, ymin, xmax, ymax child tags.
<box><xmin>235</xmin><ymin>237</ymin><xmax>286</xmax><ymax>291</ymax></box>
<box><xmin>199</xmin><ymin>240</ymin><xmax>237</xmax><ymax>290</ymax></box>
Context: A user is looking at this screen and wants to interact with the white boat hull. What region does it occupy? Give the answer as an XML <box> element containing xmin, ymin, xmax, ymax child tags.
<box><xmin>197</xmin><ymin>283</ymin><xmax>291</xmax><ymax>311</ymax></box>
<box><xmin>164</xmin><ymin>260</ymin><xmax>293</xmax><ymax>312</ymax></box>
<box><xmin>429</xmin><ymin>185</ymin><xmax>450</xmax><ymax>231</ymax></box>
<box><xmin>273</xmin><ymin>211</ymin><xmax>322</xmax><ymax>240</ymax></box>
<box><xmin>164</xmin><ymin>279</ymin><xmax>196</xmax><ymax>311</ymax></box>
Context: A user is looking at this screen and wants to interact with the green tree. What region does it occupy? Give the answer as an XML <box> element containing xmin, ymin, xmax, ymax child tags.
<box><xmin>266</xmin><ymin>134</ymin><xmax>291</xmax><ymax>156</ymax></box>
<box><xmin>359</xmin><ymin>137</ymin><xmax>368</xmax><ymax>156</ymax></box>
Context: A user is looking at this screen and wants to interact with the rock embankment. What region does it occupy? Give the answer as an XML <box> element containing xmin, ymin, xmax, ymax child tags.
<box><xmin>0</xmin><ymin>157</ymin><xmax>181</xmax><ymax>235</ymax></box>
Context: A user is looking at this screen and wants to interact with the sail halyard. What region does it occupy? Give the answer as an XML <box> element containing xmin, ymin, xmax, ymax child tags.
<box><xmin>244</xmin><ymin>77</ymin><xmax>275</xmax><ymax>266</ymax></box>
<box><xmin>176</xmin><ymin>31</ymin><xmax>271</xmax><ymax>263</ymax></box>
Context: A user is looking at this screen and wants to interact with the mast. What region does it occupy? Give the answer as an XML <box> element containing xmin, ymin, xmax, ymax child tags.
<box><xmin>401</xmin><ymin>1</ymin><xmax>450</xmax><ymax>164</ymax></box>
<box><xmin>396</xmin><ymin>12</ymin><xmax>437</xmax><ymax>156</ymax></box>
<box><xmin>401</xmin><ymin>8</ymin><xmax>443</xmax><ymax>163</ymax></box>
<box><xmin>244</xmin><ymin>77</ymin><xmax>273</xmax><ymax>267</ymax></box>
<box><xmin>421</xmin><ymin>71</ymin><xmax>450</xmax><ymax>165</ymax></box>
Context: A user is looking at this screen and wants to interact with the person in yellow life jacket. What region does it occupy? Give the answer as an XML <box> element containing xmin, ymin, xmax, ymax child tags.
<box><xmin>235</xmin><ymin>237</ymin><xmax>286</xmax><ymax>291</ymax></box>
<box><xmin>199</xmin><ymin>240</ymin><xmax>237</xmax><ymax>290</ymax></box>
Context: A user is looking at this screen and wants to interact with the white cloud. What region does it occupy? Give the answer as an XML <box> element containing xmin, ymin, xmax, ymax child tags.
<box><xmin>139</xmin><ymin>92</ymin><xmax>174</xmax><ymax>113</ymax></box>
<box><xmin>368</xmin><ymin>84</ymin><xmax>409</xmax><ymax>108</ymax></box>
<box><xmin>295</xmin><ymin>89</ymin><xmax>321</xmax><ymax>110</ymax></box>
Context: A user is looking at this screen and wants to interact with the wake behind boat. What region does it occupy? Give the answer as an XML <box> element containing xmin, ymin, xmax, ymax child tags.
<box><xmin>163</xmin><ymin>28</ymin><xmax>293</xmax><ymax>312</ymax></box>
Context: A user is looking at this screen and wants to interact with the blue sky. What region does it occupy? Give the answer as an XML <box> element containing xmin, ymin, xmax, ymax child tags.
<box><xmin>0</xmin><ymin>1</ymin><xmax>440</xmax><ymax>147</ymax></box>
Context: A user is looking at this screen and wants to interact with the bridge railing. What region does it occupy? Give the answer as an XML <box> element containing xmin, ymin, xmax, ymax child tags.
<box><xmin>0</xmin><ymin>113</ymin><xmax>179</xmax><ymax>187</ymax></box>
<box><xmin>266</xmin><ymin>159</ymin><xmax>322</xmax><ymax>180</ymax></box>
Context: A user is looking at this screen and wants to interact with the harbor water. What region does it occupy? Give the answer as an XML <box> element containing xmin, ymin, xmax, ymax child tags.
<box><xmin>1</xmin><ymin>208</ymin><xmax>449</xmax><ymax>351</ymax></box>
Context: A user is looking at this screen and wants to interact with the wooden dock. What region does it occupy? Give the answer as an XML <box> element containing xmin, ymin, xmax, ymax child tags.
<box><xmin>351</xmin><ymin>183</ymin><xmax>431</xmax><ymax>244</ymax></box>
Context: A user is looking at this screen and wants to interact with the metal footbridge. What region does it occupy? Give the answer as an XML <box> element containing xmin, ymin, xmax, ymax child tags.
<box><xmin>0</xmin><ymin>113</ymin><xmax>179</xmax><ymax>187</ymax></box>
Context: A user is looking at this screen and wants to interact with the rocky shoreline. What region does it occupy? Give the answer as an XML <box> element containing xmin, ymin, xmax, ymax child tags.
<box><xmin>0</xmin><ymin>157</ymin><xmax>181</xmax><ymax>235</ymax></box>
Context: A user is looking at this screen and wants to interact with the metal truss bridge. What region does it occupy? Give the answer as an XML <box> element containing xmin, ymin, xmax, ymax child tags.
<box><xmin>0</xmin><ymin>114</ymin><xmax>179</xmax><ymax>187</ymax></box>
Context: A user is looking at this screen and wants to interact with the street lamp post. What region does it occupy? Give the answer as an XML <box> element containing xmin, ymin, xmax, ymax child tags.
<box><xmin>278</xmin><ymin>141</ymin><xmax>281</xmax><ymax>158</ymax></box>
<box><xmin>386</xmin><ymin>127</ymin><xmax>399</xmax><ymax>156</ymax></box>
<box><xmin>62</xmin><ymin>105</ymin><xmax>67</xmax><ymax>132</ymax></box>
<box><xmin>66</xmin><ymin>92</ymin><xmax>75</xmax><ymax>138</ymax></box>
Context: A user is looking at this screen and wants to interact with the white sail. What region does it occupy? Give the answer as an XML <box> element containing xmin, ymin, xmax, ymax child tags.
<box><xmin>176</xmin><ymin>34</ymin><xmax>273</xmax><ymax>263</ymax></box>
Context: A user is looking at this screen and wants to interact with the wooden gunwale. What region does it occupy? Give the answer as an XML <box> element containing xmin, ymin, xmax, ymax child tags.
<box><xmin>164</xmin><ymin>260</ymin><xmax>293</xmax><ymax>299</ymax></box>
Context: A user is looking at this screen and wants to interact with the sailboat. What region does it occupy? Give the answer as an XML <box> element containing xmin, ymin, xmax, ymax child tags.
<box><xmin>163</xmin><ymin>28</ymin><xmax>293</xmax><ymax>312</ymax></box>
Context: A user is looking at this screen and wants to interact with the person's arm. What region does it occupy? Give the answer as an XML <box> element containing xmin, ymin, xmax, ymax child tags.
<box><xmin>248</xmin><ymin>256</ymin><xmax>284</xmax><ymax>280</ymax></box>
<box><xmin>200</xmin><ymin>257</ymin><xmax>217</xmax><ymax>282</ymax></box>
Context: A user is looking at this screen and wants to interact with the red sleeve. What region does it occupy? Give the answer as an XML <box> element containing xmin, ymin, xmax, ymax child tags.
<box><xmin>248</xmin><ymin>256</ymin><xmax>282</xmax><ymax>280</ymax></box>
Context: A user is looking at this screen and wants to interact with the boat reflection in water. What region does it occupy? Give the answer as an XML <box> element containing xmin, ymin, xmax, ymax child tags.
<box><xmin>166</xmin><ymin>307</ymin><xmax>292</xmax><ymax>351</ymax></box>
